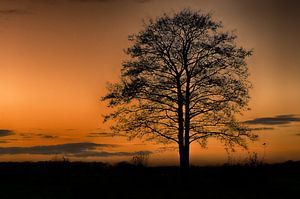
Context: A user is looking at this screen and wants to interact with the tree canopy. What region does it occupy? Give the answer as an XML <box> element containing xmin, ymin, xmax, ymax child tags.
<box><xmin>102</xmin><ymin>9</ymin><xmax>257</xmax><ymax>168</ymax></box>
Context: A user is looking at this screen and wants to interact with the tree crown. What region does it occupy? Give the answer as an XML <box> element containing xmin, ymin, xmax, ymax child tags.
<box><xmin>102</xmin><ymin>9</ymin><xmax>257</xmax><ymax>150</ymax></box>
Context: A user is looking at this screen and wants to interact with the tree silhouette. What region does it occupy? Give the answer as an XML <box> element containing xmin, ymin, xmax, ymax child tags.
<box><xmin>102</xmin><ymin>9</ymin><xmax>257</xmax><ymax>171</ymax></box>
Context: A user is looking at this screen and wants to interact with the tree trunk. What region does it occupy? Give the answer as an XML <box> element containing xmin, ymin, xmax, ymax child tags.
<box><xmin>179</xmin><ymin>144</ymin><xmax>190</xmax><ymax>168</ymax></box>
<box><xmin>176</xmin><ymin>71</ymin><xmax>190</xmax><ymax>182</ymax></box>
<box><xmin>182</xmin><ymin>68</ymin><xmax>191</xmax><ymax>181</ymax></box>
<box><xmin>179</xmin><ymin>142</ymin><xmax>190</xmax><ymax>182</ymax></box>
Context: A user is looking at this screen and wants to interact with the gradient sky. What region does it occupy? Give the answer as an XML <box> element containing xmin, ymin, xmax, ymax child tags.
<box><xmin>0</xmin><ymin>0</ymin><xmax>300</xmax><ymax>165</ymax></box>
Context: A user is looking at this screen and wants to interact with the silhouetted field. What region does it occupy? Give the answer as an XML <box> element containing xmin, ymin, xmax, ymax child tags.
<box><xmin>0</xmin><ymin>161</ymin><xmax>299</xmax><ymax>199</ymax></box>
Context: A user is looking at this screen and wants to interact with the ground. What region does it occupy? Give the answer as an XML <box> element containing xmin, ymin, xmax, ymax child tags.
<box><xmin>0</xmin><ymin>161</ymin><xmax>299</xmax><ymax>199</ymax></box>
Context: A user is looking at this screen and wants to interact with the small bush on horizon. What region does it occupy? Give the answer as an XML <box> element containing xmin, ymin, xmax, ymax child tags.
<box><xmin>244</xmin><ymin>152</ymin><xmax>265</xmax><ymax>167</ymax></box>
<box><xmin>225</xmin><ymin>151</ymin><xmax>266</xmax><ymax>167</ymax></box>
<box><xmin>131</xmin><ymin>152</ymin><xmax>150</xmax><ymax>167</ymax></box>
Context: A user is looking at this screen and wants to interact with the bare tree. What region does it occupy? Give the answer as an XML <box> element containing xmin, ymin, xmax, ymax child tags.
<box><xmin>102</xmin><ymin>9</ymin><xmax>257</xmax><ymax>171</ymax></box>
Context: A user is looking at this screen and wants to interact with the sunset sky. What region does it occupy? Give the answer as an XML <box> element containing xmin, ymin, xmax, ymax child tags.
<box><xmin>0</xmin><ymin>0</ymin><xmax>300</xmax><ymax>165</ymax></box>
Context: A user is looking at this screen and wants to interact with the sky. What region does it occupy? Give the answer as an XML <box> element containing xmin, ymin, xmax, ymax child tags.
<box><xmin>0</xmin><ymin>0</ymin><xmax>300</xmax><ymax>165</ymax></box>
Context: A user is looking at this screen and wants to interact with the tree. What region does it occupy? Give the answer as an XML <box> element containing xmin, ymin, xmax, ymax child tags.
<box><xmin>102</xmin><ymin>9</ymin><xmax>257</xmax><ymax>171</ymax></box>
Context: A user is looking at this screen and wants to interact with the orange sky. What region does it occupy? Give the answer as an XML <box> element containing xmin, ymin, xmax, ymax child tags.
<box><xmin>0</xmin><ymin>0</ymin><xmax>300</xmax><ymax>165</ymax></box>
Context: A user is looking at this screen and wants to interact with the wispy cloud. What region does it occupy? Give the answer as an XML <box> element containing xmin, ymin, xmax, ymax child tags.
<box><xmin>19</xmin><ymin>133</ymin><xmax>34</xmax><ymax>139</ymax></box>
<box><xmin>69</xmin><ymin>0</ymin><xmax>153</xmax><ymax>3</ymax></box>
<box><xmin>245</xmin><ymin>114</ymin><xmax>300</xmax><ymax>125</ymax></box>
<box><xmin>0</xmin><ymin>9</ymin><xmax>29</xmax><ymax>15</ymax></box>
<box><xmin>65</xmin><ymin>129</ymin><xmax>77</xmax><ymax>131</ymax></box>
<box><xmin>72</xmin><ymin>150</ymin><xmax>152</xmax><ymax>157</ymax></box>
<box><xmin>0</xmin><ymin>130</ymin><xmax>15</xmax><ymax>137</ymax></box>
<box><xmin>0</xmin><ymin>142</ymin><xmax>151</xmax><ymax>158</ymax></box>
<box><xmin>86</xmin><ymin>132</ymin><xmax>113</xmax><ymax>138</ymax></box>
<box><xmin>69</xmin><ymin>0</ymin><xmax>115</xmax><ymax>3</ymax></box>
<box><xmin>133</xmin><ymin>0</ymin><xmax>154</xmax><ymax>3</ymax></box>
<box><xmin>36</xmin><ymin>134</ymin><xmax>59</xmax><ymax>139</ymax></box>
<box><xmin>250</xmin><ymin>127</ymin><xmax>275</xmax><ymax>131</ymax></box>
<box><xmin>19</xmin><ymin>133</ymin><xmax>58</xmax><ymax>139</ymax></box>
<box><xmin>0</xmin><ymin>142</ymin><xmax>115</xmax><ymax>155</ymax></box>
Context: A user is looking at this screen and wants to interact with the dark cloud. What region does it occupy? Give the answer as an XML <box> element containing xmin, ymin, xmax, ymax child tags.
<box><xmin>19</xmin><ymin>133</ymin><xmax>34</xmax><ymax>139</ymax></box>
<box><xmin>69</xmin><ymin>0</ymin><xmax>111</xmax><ymax>2</ymax></box>
<box><xmin>36</xmin><ymin>134</ymin><xmax>58</xmax><ymax>139</ymax></box>
<box><xmin>0</xmin><ymin>140</ymin><xmax>8</xmax><ymax>143</ymax></box>
<box><xmin>0</xmin><ymin>142</ymin><xmax>151</xmax><ymax>158</ymax></box>
<box><xmin>250</xmin><ymin>127</ymin><xmax>275</xmax><ymax>131</ymax></box>
<box><xmin>0</xmin><ymin>142</ymin><xmax>116</xmax><ymax>155</ymax></box>
<box><xmin>0</xmin><ymin>130</ymin><xmax>15</xmax><ymax>137</ymax></box>
<box><xmin>65</xmin><ymin>129</ymin><xmax>76</xmax><ymax>131</ymax></box>
<box><xmin>41</xmin><ymin>135</ymin><xmax>58</xmax><ymax>139</ymax></box>
<box><xmin>245</xmin><ymin>114</ymin><xmax>300</xmax><ymax>125</ymax></box>
<box><xmin>19</xmin><ymin>133</ymin><xmax>58</xmax><ymax>139</ymax></box>
<box><xmin>295</xmin><ymin>133</ymin><xmax>300</xmax><ymax>136</ymax></box>
<box><xmin>86</xmin><ymin>132</ymin><xmax>113</xmax><ymax>138</ymax></box>
<box><xmin>73</xmin><ymin>150</ymin><xmax>152</xmax><ymax>157</ymax></box>
<box><xmin>69</xmin><ymin>0</ymin><xmax>153</xmax><ymax>3</ymax></box>
<box><xmin>133</xmin><ymin>0</ymin><xmax>154</xmax><ymax>3</ymax></box>
<box><xmin>0</xmin><ymin>9</ymin><xmax>29</xmax><ymax>15</ymax></box>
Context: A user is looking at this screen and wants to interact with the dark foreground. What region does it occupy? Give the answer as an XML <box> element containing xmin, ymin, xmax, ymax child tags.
<box><xmin>0</xmin><ymin>161</ymin><xmax>299</xmax><ymax>199</ymax></box>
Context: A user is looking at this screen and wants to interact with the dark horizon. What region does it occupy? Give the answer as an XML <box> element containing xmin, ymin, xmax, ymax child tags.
<box><xmin>0</xmin><ymin>0</ymin><xmax>300</xmax><ymax>165</ymax></box>
<box><xmin>0</xmin><ymin>160</ymin><xmax>299</xmax><ymax>199</ymax></box>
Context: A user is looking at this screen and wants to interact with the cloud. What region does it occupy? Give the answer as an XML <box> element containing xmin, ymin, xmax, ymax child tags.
<box><xmin>36</xmin><ymin>134</ymin><xmax>58</xmax><ymax>139</ymax></box>
<box><xmin>69</xmin><ymin>0</ymin><xmax>153</xmax><ymax>3</ymax></box>
<box><xmin>0</xmin><ymin>142</ymin><xmax>152</xmax><ymax>157</ymax></box>
<box><xmin>86</xmin><ymin>132</ymin><xmax>113</xmax><ymax>138</ymax></box>
<box><xmin>19</xmin><ymin>133</ymin><xmax>58</xmax><ymax>139</ymax></box>
<box><xmin>68</xmin><ymin>0</ymin><xmax>119</xmax><ymax>3</ymax></box>
<box><xmin>0</xmin><ymin>9</ymin><xmax>29</xmax><ymax>15</ymax></box>
<box><xmin>0</xmin><ymin>130</ymin><xmax>15</xmax><ymax>137</ymax></box>
<box><xmin>73</xmin><ymin>150</ymin><xmax>152</xmax><ymax>157</ymax></box>
<box><xmin>0</xmin><ymin>142</ymin><xmax>116</xmax><ymax>155</ymax></box>
<box><xmin>65</xmin><ymin>129</ymin><xmax>76</xmax><ymax>131</ymax></box>
<box><xmin>295</xmin><ymin>133</ymin><xmax>300</xmax><ymax>136</ymax></box>
<box><xmin>244</xmin><ymin>114</ymin><xmax>300</xmax><ymax>125</ymax></box>
<box><xmin>19</xmin><ymin>133</ymin><xmax>34</xmax><ymax>139</ymax></box>
<box><xmin>70</xmin><ymin>0</ymin><xmax>109</xmax><ymax>2</ymax></box>
<box><xmin>250</xmin><ymin>127</ymin><xmax>275</xmax><ymax>131</ymax></box>
<box><xmin>40</xmin><ymin>135</ymin><xmax>58</xmax><ymax>139</ymax></box>
<box><xmin>132</xmin><ymin>0</ymin><xmax>154</xmax><ymax>3</ymax></box>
